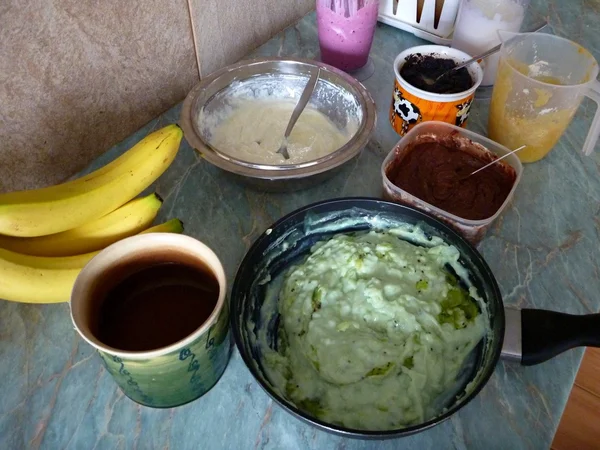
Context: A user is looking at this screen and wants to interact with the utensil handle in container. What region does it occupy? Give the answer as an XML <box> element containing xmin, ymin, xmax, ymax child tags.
<box><xmin>284</xmin><ymin>68</ymin><xmax>320</xmax><ymax>139</ymax></box>
<box><xmin>581</xmin><ymin>79</ymin><xmax>600</xmax><ymax>156</ymax></box>
<box><xmin>521</xmin><ymin>308</ymin><xmax>600</xmax><ymax>366</ymax></box>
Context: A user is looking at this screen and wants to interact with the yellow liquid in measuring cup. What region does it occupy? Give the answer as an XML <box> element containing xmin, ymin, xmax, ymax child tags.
<box><xmin>488</xmin><ymin>60</ymin><xmax>578</xmax><ymax>163</ymax></box>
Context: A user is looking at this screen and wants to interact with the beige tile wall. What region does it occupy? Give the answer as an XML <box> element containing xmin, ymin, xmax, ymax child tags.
<box><xmin>190</xmin><ymin>0</ymin><xmax>314</xmax><ymax>76</ymax></box>
<box><xmin>0</xmin><ymin>0</ymin><xmax>314</xmax><ymax>194</ymax></box>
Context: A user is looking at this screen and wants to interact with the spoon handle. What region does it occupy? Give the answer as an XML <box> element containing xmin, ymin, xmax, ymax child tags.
<box><xmin>433</xmin><ymin>47</ymin><xmax>500</xmax><ymax>84</ymax></box>
<box><xmin>449</xmin><ymin>21</ymin><xmax>549</xmax><ymax>75</ymax></box>
<box><xmin>452</xmin><ymin>44</ymin><xmax>502</xmax><ymax>72</ymax></box>
<box><xmin>283</xmin><ymin>68</ymin><xmax>321</xmax><ymax>140</ymax></box>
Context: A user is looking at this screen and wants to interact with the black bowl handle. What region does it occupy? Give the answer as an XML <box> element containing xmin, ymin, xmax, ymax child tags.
<box><xmin>521</xmin><ymin>309</ymin><xmax>600</xmax><ymax>366</ymax></box>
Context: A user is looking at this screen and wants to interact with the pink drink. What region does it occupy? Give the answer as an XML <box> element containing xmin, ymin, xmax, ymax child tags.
<box><xmin>317</xmin><ymin>0</ymin><xmax>379</xmax><ymax>72</ymax></box>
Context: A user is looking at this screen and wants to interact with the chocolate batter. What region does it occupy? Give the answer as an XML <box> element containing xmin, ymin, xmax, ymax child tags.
<box><xmin>400</xmin><ymin>54</ymin><xmax>473</xmax><ymax>94</ymax></box>
<box><xmin>387</xmin><ymin>139</ymin><xmax>516</xmax><ymax>220</ymax></box>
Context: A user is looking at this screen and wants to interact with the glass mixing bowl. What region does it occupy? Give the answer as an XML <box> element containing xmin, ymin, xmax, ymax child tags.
<box><xmin>179</xmin><ymin>57</ymin><xmax>377</xmax><ymax>192</ymax></box>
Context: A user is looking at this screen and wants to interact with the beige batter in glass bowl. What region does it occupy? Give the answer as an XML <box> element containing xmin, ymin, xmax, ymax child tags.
<box><xmin>207</xmin><ymin>98</ymin><xmax>356</xmax><ymax>166</ymax></box>
<box><xmin>179</xmin><ymin>57</ymin><xmax>377</xmax><ymax>192</ymax></box>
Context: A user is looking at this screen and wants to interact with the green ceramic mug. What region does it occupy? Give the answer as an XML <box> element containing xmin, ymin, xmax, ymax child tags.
<box><xmin>70</xmin><ymin>233</ymin><xmax>231</xmax><ymax>408</ymax></box>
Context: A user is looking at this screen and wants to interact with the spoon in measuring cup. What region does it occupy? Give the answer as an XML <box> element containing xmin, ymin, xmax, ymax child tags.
<box><xmin>277</xmin><ymin>67</ymin><xmax>321</xmax><ymax>160</ymax></box>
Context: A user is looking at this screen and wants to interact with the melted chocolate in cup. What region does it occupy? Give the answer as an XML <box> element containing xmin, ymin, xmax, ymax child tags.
<box><xmin>386</xmin><ymin>133</ymin><xmax>516</xmax><ymax>221</ymax></box>
<box><xmin>400</xmin><ymin>54</ymin><xmax>474</xmax><ymax>94</ymax></box>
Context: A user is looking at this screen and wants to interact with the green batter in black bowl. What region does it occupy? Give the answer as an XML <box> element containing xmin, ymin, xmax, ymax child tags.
<box><xmin>230</xmin><ymin>198</ymin><xmax>600</xmax><ymax>439</ymax></box>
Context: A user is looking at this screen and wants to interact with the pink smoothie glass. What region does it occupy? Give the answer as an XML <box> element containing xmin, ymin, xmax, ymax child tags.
<box><xmin>316</xmin><ymin>0</ymin><xmax>380</xmax><ymax>72</ymax></box>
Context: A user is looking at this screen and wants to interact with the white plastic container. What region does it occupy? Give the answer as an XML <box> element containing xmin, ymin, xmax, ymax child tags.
<box><xmin>381</xmin><ymin>121</ymin><xmax>523</xmax><ymax>244</ymax></box>
<box><xmin>378</xmin><ymin>0</ymin><xmax>461</xmax><ymax>44</ymax></box>
<box><xmin>452</xmin><ymin>0</ymin><xmax>529</xmax><ymax>86</ymax></box>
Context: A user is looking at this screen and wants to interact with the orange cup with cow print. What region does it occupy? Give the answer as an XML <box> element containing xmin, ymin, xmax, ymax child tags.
<box><xmin>389</xmin><ymin>45</ymin><xmax>483</xmax><ymax>136</ymax></box>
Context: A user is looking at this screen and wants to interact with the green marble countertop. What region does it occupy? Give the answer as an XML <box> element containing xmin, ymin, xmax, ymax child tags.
<box><xmin>2</xmin><ymin>2</ymin><xmax>600</xmax><ymax>448</ymax></box>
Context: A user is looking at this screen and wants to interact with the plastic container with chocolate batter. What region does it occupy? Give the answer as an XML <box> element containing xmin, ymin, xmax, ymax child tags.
<box><xmin>381</xmin><ymin>122</ymin><xmax>523</xmax><ymax>244</ymax></box>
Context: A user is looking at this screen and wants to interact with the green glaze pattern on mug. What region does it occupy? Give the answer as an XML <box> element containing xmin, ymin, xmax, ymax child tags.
<box><xmin>98</xmin><ymin>301</ymin><xmax>231</xmax><ymax>408</ymax></box>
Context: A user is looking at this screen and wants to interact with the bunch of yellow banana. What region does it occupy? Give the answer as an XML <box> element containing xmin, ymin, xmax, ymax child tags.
<box><xmin>0</xmin><ymin>124</ymin><xmax>185</xmax><ymax>304</ymax></box>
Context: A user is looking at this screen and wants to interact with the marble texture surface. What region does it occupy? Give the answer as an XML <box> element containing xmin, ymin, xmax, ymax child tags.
<box><xmin>2</xmin><ymin>3</ymin><xmax>600</xmax><ymax>449</ymax></box>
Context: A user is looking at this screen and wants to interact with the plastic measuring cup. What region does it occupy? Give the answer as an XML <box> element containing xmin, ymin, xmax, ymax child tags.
<box><xmin>488</xmin><ymin>31</ymin><xmax>600</xmax><ymax>163</ymax></box>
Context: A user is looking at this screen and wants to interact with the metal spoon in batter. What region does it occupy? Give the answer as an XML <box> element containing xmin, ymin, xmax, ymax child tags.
<box><xmin>277</xmin><ymin>68</ymin><xmax>321</xmax><ymax>160</ymax></box>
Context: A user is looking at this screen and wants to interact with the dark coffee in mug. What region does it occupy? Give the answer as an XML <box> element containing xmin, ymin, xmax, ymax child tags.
<box><xmin>70</xmin><ymin>233</ymin><xmax>230</xmax><ymax>408</ymax></box>
<box><xmin>89</xmin><ymin>251</ymin><xmax>219</xmax><ymax>352</ymax></box>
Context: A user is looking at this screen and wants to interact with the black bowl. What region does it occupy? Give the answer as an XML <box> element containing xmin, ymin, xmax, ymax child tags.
<box><xmin>230</xmin><ymin>197</ymin><xmax>504</xmax><ymax>439</ymax></box>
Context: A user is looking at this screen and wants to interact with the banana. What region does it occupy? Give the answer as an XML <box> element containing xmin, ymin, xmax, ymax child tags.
<box><xmin>141</xmin><ymin>218</ymin><xmax>184</xmax><ymax>234</ymax></box>
<box><xmin>0</xmin><ymin>124</ymin><xmax>182</xmax><ymax>237</ymax></box>
<box><xmin>0</xmin><ymin>218</ymin><xmax>185</xmax><ymax>304</ymax></box>
<box><xmin>0</xmin><ymin>249</ymin><xmax>97</xmax><ymax>304</ymax></box>
<box><xmin>0</xmin><ymin>193</ymin><xmax>163</xmax><ymax>256</ymax></box>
